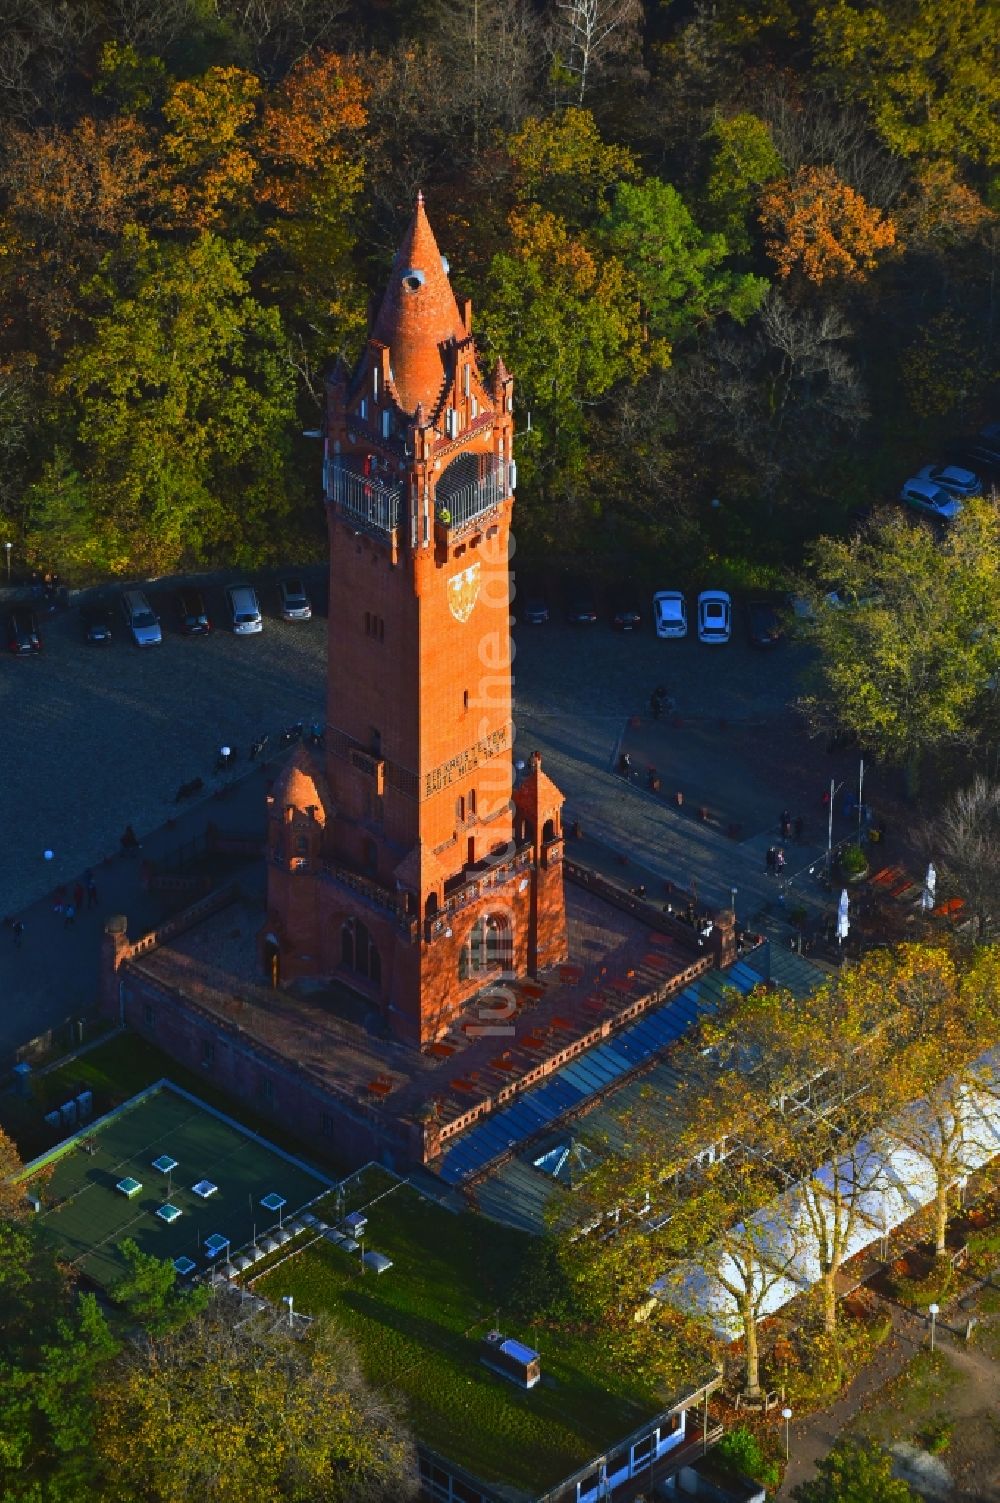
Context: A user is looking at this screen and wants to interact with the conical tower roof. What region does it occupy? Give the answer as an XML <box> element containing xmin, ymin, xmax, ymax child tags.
<box><xmin>371</xmin><ymin>192</ymin><xmax>467</xmax><ymax>415</ymax></box>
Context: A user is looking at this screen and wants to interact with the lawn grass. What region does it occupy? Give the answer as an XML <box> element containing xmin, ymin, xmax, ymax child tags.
<box><xmin>256</xmin><ymin>1172</ymin><xmax>666</xmax><ymax>1493</ymax></box>
<box><xmin>847</xmin><ymin>1349</ymin><xmax>963</xmax><ymax>1446</ymax></box>
<box><xmin>30</xmin><ymin>1030</ymin><xmax>348</xmax><ymax>1174</ymax></box>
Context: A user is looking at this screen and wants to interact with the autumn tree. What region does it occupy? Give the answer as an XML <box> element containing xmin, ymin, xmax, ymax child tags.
<box><xmin>95</xmin><ymin>1305</ymin><xmax>416</xmax><ymax>1502</ymax></box>
<box><xmin>159</xmin><ymin>66</ymin><xmax>261</xmax><ymax>230</ymax></box>
<box><xmin>926</xmin><ymin>778</ymin><xmax>1000</xmax><ymax>941</ymax></box>
<box><xmin>759</xmin><ymin>164</ymin><xmax>897</xmax><ymax>283</ymax></box>
<box><xmin>506</xmin><ymin>106</ymin><xmax>639</xmax><ymax>225</ymax></box>
<box><xmin>801</xmin><ymin>501</ymin><xmax>1000</xmax><ymax>793</ymax></box>
<box><xmin>0</xmin><ymin>114</ymin><xmax>155</xmax><ymax>343</ymax></box>
<box><xmin>480</xmin><ymin>204</ymin><xmax>647</xmax><ymax>495</ymax></box>
<box><xmin>254</xmin><ymin>51</ymin><xmax>369</xmax><ymax>364</ymax></box>
<box><xmin>813</xmin><ymin>0</ymin><xmax>1000</xmax><ymax>171</ymax></box>
<box><xmin>888</xmin><ymin>946</ymin><xmax>1000</xmax><ymax>1260</ymax></box>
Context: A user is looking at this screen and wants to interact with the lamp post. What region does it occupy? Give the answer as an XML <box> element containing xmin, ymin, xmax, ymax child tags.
<box><xmin>3</xmin><ymin>542</ymin><xmax>11</xmax><ymax>581</ymax></box>
<box><xmin>781</xmin><ymin>1407</ymin><xmax>793</xmax><ymax>1461</ymax></box>
<box><xmin>928</xmin><ymin>1302</ymin><xmax>939</xmax><ymax>1353</ymax></box>
<box><xmin>730</xmin><ymin>886</ymin><xmax>737</xmax><ymax>920</ymax></box>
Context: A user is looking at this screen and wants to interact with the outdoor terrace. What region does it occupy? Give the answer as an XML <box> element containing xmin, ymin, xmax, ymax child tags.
<box><xmin>133</xmin><ymin>885</ymin><xmax>707</xmax><ymax>1145</ymax></box>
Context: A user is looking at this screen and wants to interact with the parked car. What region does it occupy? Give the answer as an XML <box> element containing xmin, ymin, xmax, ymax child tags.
<box><xmin>914</xmin><ymin>463</ymin><xmax>982</xmax><ymax>498</ymax></box>
<box><xmin>745</xmin><ymin>599</ymin><xmax>784</xmax><ymax>648</ymax></box>
<box><xmin>564</xmin><ymin>579</ymin><xmax>598</xmax><ymax>625</ymax></box>
<box><xmin>899</xmin><ymin>478</ymin><xmax>962</xmax><ymax>521</ymax></box>
<box><xmin>79</xmin><ymin>602</ymin><xmax>113</xmax><ymax>644</ymax></box>
<box><xmin>120</xmin><ymin>588</ymin><xmax>162</xmax><ymax>647</ymax></box>
<box><xmin>7</xmin><ymin>607</ymin><xmax>41</xmax><ymax>654</ymax></box>
<box><xmin>176</xmin><ymin>587</ymin><xmax>211</xmax><ymax>636</ymax></box>
<box><xmin>697</xmin><ymin>590</ymin><xmax>731</xmax><ymax>644</ymax></box>
<box><xmin>518</xmin><ymin>584</ymin><xmax>549</xmax><ymax>625</ymax></box>
<box><xmin>945</xmin><ymin>439</ymin><xmax>1000</xmax><ymax>485</ymax></box>
<box><xmin>226</xmin><ymin>583</ymin><xmax>263</xmax><ymax>635</ymax></box>
<box><xmin>278</xmin><ymin>578</ymin><xmax>312</xmax><ymax>621</ymax></box>
<box><xmin>653</xmin><ymin>590</ymin><xmax>687</xmax><ymax>639</ymax></box>
<box><xmin>610</xmin><ymin>585</ymin><xmax>642</xmax><ymax>631</ymax></box>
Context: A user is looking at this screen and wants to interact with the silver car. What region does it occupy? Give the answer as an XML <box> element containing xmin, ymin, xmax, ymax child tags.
<box><xmin>278</xmin><ymin>578</ymin><xmax>312</xmax><ymax>621</ymax></box>
<box><xmin>120</xmin><ymin>589</ymin><xmax>162</xmax><ymax>647</ymax></box>
<box><xmin>226</xmin><ymin>584</ymin><xmax>263</xmax><ymax>634</ymax></box>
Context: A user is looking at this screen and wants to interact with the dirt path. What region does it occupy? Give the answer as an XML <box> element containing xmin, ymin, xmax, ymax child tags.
<box><xmin>776</xmin><ymin>1301</ymin><xmax>926</xmax><ymax>1498</ymax></box>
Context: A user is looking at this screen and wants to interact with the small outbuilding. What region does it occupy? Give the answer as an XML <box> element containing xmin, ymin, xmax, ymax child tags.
<box><xmin>479</xmin><ymin>1330</ymin><xmax>541</xmax><ymax>1389</ymax></box>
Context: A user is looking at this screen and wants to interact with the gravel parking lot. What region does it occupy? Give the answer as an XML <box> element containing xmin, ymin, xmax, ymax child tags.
<box><xmin>0</xmin><ymin>572</ymin><xmax>328</xmax><ymax>917</ymax></box>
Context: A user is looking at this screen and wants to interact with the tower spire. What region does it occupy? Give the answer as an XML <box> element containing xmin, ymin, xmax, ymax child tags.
<box><xmin>371</xmin><ymin>196</ymin><xmax>467</xmax><ymax>415</ymax></box>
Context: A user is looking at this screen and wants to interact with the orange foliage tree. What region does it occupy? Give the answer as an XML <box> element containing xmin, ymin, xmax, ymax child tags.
<box><xmin>759</xmin><ymin>165</ymin><xmax>897</xmax><ymax>283</ymax></box>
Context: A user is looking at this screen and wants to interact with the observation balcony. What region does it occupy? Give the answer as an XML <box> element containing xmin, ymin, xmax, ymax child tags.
<box><xmin>325</xmin><ymin>459</ymin><xmax>401</xmax><ymax>539</ymax></box>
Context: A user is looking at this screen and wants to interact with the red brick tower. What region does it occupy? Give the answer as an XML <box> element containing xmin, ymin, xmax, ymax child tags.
<box><xmin>264</xmin><ymin>195</ymin><xmax>567</xmax><ymax>1046</ymax></box>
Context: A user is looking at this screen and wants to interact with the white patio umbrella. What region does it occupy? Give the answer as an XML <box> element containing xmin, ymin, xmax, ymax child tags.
<box><xmin>921</xmin><ymin>862</ymin><xmax>937</xmax><ymax>913</ymax></box>
<box><xmin>837</xmin><ymin>888</ymin><xmax>850</xmax><ymax>944</ymax></box>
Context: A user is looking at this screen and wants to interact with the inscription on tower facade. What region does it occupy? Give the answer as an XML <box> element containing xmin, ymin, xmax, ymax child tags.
<box><xmin>424</xmin><ymin>725</ymin><xmax>510</xmax><ymax>797</ymax></box>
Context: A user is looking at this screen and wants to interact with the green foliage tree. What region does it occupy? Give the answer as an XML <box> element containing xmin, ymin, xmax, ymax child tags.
<box><xmin>111</xmin><ymin>1239</ymin><xmax>210</xmax><ymax>1334</ymax></box>
<box><xmin>38</xmin><ymin>227</ymin><xmax>297</xmax><ymax>576</ymax></box>
<box><xmin>600</xmin><ymin>177</ymin><xmax>768</xmax><ymax>344</ymax></box>
<box><xmin>480</xmin><ymin>205</ymin><xmax>647</xmax><ymax>496</ymax></box>
<box><xmin>713</xmin><ymin>1426</ymin><xmax>779</xmax><ymax>1489</ymax></box>
<box><xmin>792</xmin><ymin>1438</ymin><xmax>917</xmax><ymax>1502</ymax></box>
<box><xmin>0</xmin><ymin>1217</ymin><xmax>117</xmax><ymax>1501</ymax></box>
<box><xmin>704</xmin><ymin>112</ymin><xmax>785</xmax><ymax>252</ymax></box>
<box><xmin>801</xmin><ymin>501</ymin><xmax>1000</xmax><ymax>793</ymax></box>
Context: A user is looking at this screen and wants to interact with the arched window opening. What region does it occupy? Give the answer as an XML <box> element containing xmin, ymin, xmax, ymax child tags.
<box><xmin>542</xmin><ymin>817</ymin><xmax>556</xmax><ymax>843</ymax></box>
<box><xmin>464</xmin><ymin>913</ymin><xmax>512</xmax><ymax>976</ymax></box>
<box><xmin>341</xmin><ymin>919</ymin><xmax>381</xmax><ymax>984</ymax></box>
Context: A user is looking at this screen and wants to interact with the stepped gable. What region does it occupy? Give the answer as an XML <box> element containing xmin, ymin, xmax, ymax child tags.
<box><xmin>513</xmin><ymin>751</ymin><xmax>564</xmax><ymax>833</ymax></box>
<box><xmin>370</xmin><ymin>192</ymin><xmax>468</xmax><ymax>416</ymax></box>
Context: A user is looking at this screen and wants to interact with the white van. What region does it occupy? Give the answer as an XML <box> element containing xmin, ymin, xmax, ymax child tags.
<box><xmin>226</xmin><ymin>584</ymin><xmax>263</xmax><ymax>634</ymax></box>
<box><xmin>120</xmin><ymin>589</ymin><xmax>162</xmax><ymax>647</ymax></box>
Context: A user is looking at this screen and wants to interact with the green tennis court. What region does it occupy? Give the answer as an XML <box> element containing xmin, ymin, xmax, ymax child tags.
<box><xmin>23</xmin><ymin>1081</ymin><xmax>332</xmax><ymax>1291</ymax></box>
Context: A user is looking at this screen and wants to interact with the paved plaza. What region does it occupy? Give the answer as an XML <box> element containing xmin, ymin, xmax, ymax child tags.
<box><xmin>0</xmin><ymin>577</ymin><xmax>892</xmax><ymax>1064</ymax></box>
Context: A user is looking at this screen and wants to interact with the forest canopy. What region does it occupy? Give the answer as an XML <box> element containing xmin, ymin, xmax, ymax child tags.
<box><xmin>0</xmin><ymin>0</ymin><xmax>996</xmax><ymax>579</ymax></box>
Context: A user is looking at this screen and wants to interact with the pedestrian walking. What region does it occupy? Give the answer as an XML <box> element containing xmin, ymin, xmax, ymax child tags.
<box><xmin>52</xmin><ymin>884</ymin><xmax>67</xmax><ymax>915</ymax></box>
<box><xmin>85</xmin><ymin>870</ymin><xmax>98</xmax><ymax>908</ymax></box>
<box><xmin>780</xmin><ymin>809</ymin><xmax>792</xmax><ymax>840</ymax></box>
<box><xmin>120</xmin><ymin>825</ymin><xmax>140</xmax><ymax>857</ymax></box>
<box><xmin>12</xmin><ymin>920</ymin><xmax>24</xmax><ymax>948</ymax></box>
<box><xmin>73</xmin><ymin>881</ymin><xmax>85</xmax><ymax>912</ymax></box>
<box><xmin>63</xmin><ymin>903</ymin><xmax>76</xmax><ymax>928</ymax></box>
<box><xmin>766</xmin><ymin>846</ymin><xmax>776</xmax><ymax>874</ymax></box>
<box><xmin>775</xmin><ymin>848</ymin><xmax>786</xmax><ymax>873</ymax></box>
